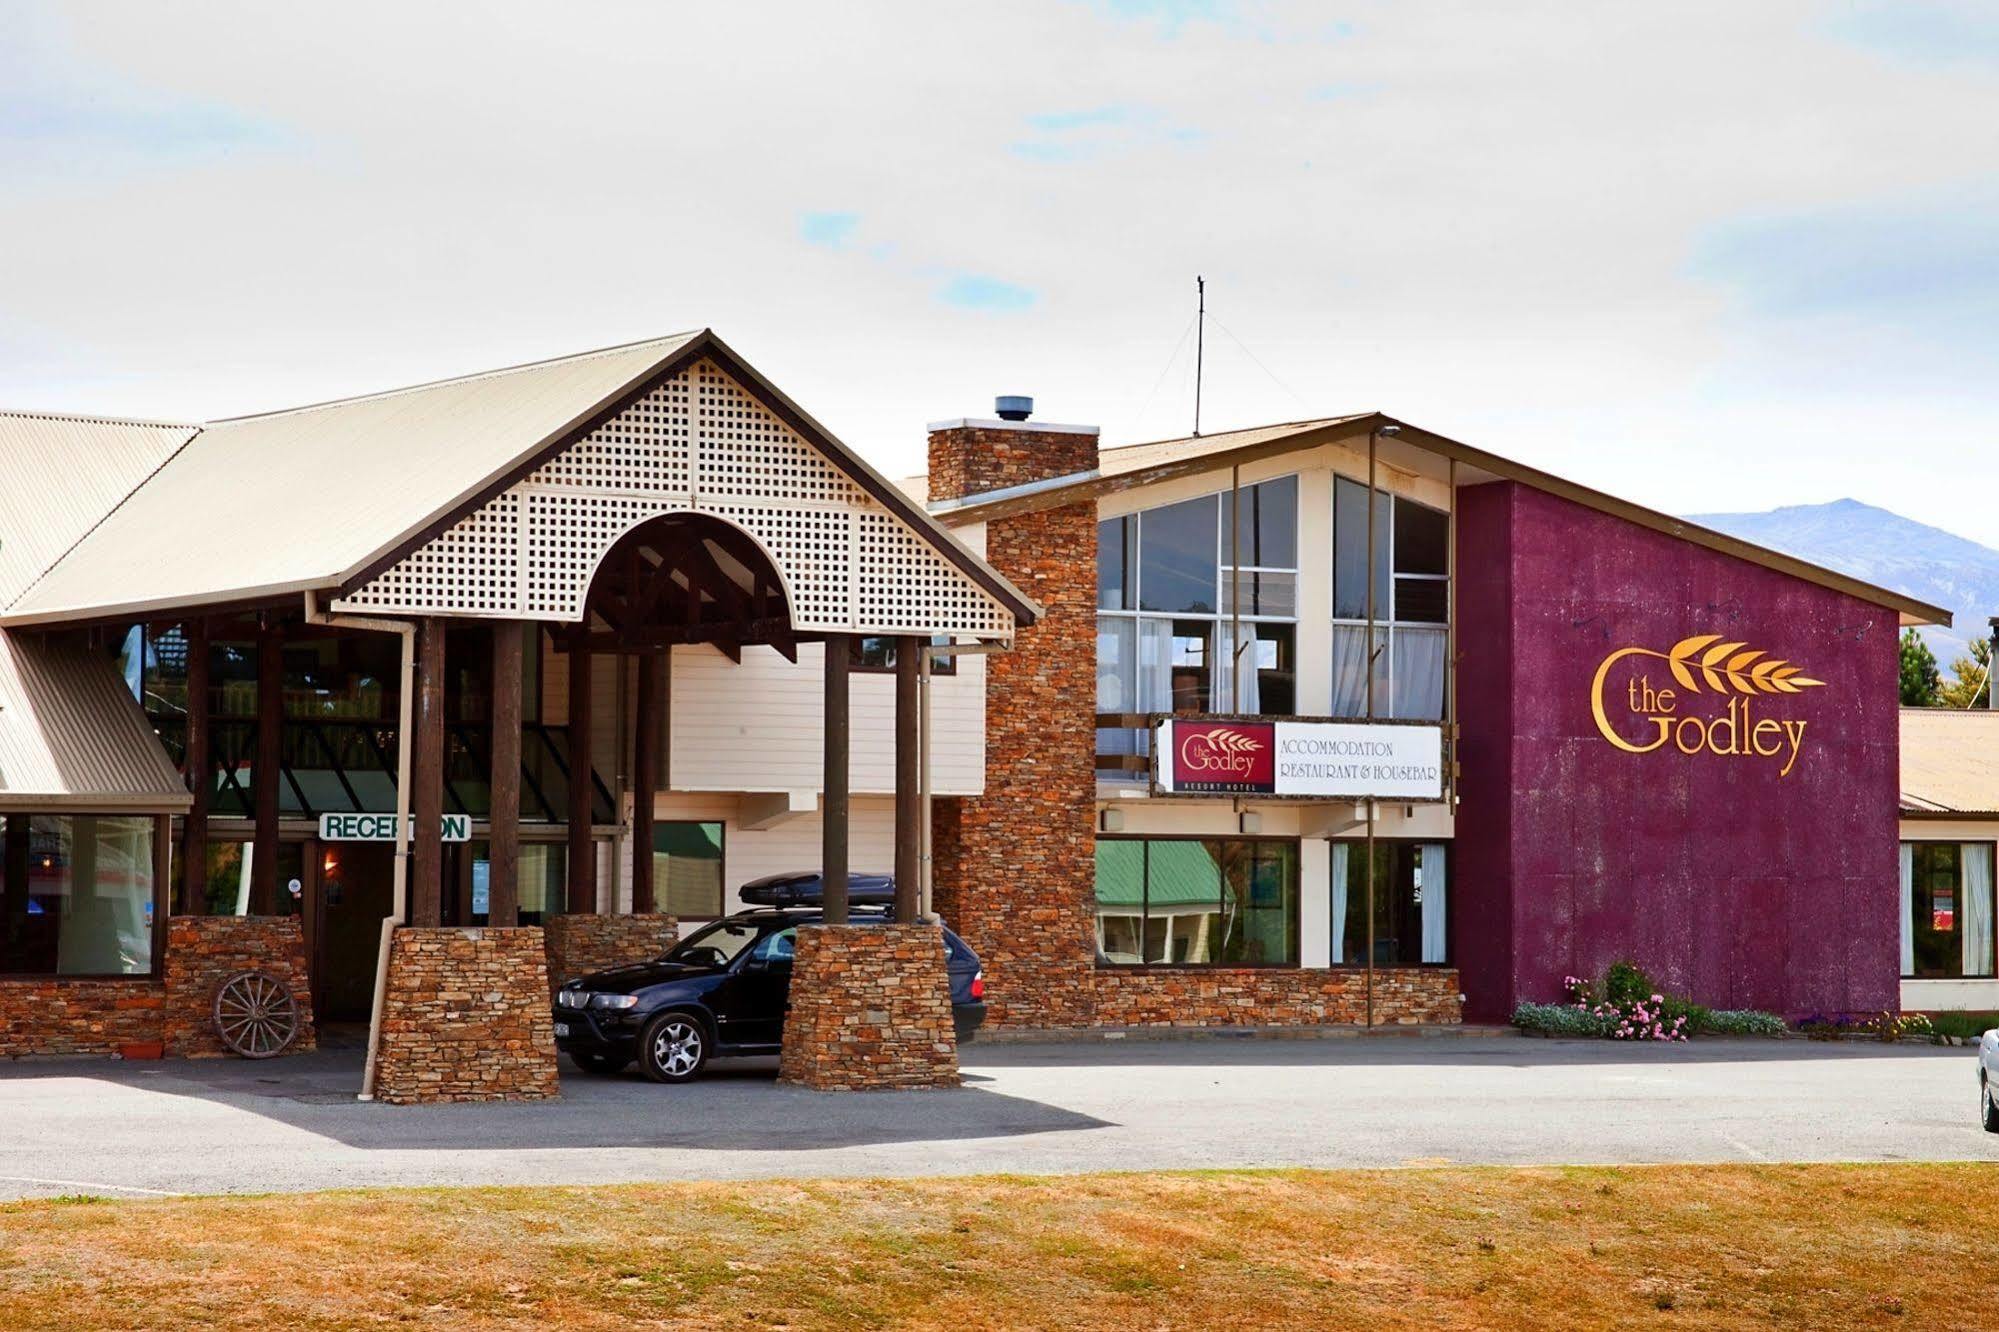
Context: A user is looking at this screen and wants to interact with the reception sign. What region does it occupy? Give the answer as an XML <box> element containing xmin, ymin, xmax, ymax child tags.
<box><xmin>318</xmin><ymin>812</ymin><xmax>471</xmax><ymax>843</ymax></box>
<box><xmin>1152</xmin><ymin>718</ymin><xmax>1445</xmax><ymax>800</ymax></box>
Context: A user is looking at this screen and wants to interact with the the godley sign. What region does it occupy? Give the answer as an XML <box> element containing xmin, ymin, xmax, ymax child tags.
<box><xmin>1588</xmin><ymin>633</ymin><xmax>1824</xmax><ymax>777</ymax></box>
<box><xmin>1153</xmin><ymin>718</ymin><xmax>1445</xmax><ymax>800</ymax></box>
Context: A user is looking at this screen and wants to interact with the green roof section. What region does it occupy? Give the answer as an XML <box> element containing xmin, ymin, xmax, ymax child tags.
<box><xmin>1094</xmin><ymin>839</ymin><xmax>1229</xmax><ymax>911</ymax></box>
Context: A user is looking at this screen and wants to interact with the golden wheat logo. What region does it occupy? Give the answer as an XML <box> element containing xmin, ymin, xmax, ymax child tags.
<box><xmin>1179</xmin><ymin>726</ymin><xmax>1267</xmax><ymax>774</ymax></box>
<box><xmin>1590</xmin><ymin>634</ymin><xmax>1823</xmax><ymax>776</ymax></box>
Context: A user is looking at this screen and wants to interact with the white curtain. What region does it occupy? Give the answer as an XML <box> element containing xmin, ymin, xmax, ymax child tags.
<box><xmin>1963</xmin><ymin>843</ymin><xmax>1995</xmax><ymax>977</ymax></box>
<box><xmin>1330</xmin><ymin>841</ymin><xmax>1349</xmax><ymax>965</ymax></box>
<box><xmin>1394</xmin><ymin>627</ymin><xmax>1447</xmax><ymax>722</ymax></box>
<box><xmin>1218</xmin><ymin>621</ymin><xmax>1260</xmax><ymax>714</ymax></box>
<box><xmin>1899</xmin><ymin>843</ymin><xmax>1914</xmax><ymax>975</ymax></box>
<box><xmin>1330</xmin><ymin>625</ymin><xmax>1370</xmax><ymax>718</ymax></box>
<box><xmin>1420</xmin><ymin>842</ymin><xmax>1448</xmax><ymax>963</ymax></box>
<box><xmin>1096</xmin><ymin>618</ymin><xmax>1136</xmax><ymax>756</ymax></box>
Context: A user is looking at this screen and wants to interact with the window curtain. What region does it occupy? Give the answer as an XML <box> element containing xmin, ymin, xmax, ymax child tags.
<box><xmin>1330</xmin><ymin>841</ymin><xmax>1349</xmax><ymax>964</ymax></box>
<box><xmin>1420</xmin><ymin>842</ymin><xmax>1448</xmax><ymax>963</ymax></box>
<box><xmin>1330</xmin><ymin>625</ymin><xmax>1370</xmax><ymax>718</ymax></box>
<box><xmin>1899</xmin><ymin>842</ymin><xmax>1915</xmax><ymax>975</ymax></box>
<box><xmin>1963</xmin><ymin>843</ymin><xmax>1995</xmax><ymax>977</ymax></box>
<box><xmin>1394</xmin><ymin>627</ymin><xmax>1447</xmax><ymax>721</ymax></box>
<box><xmin>1218</xmin><ymin>621</ymin><xmax>1261</xmax><ymax>714</ymax></box>
<box><xmin>1096</xmin><ymin>618</ymin><xmax>1136</xmax><ymax>756</ymax></box>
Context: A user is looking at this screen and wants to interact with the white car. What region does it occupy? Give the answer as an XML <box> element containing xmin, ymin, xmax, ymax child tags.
<box><xmin>1982</xmin><ymin>1030</ymin><xmax>1999</xmax><ymax>1133</ymax></box>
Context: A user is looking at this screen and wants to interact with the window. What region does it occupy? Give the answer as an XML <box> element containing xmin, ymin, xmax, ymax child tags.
<box><xmin>1903</xmin><ymin>841</ymin><xmax>1995</xmax><ymax>979</ymax></box>
<box><xmin>850</xmin><ymin>636</ymin><xmax>956</xmax><ymax>675</ymax></box>
<box><xmin>1095</xmin><ymin>838</ymin><xmax>1299</xmax><ymax>966</ymax></box>
<box><xmin>1332</xmin><ymin>841</ymin><xmax>1450</xmax><ymax>966</ymax></box>
<box><xmin>1096</xmin><ymin>478</ymin><xmax>1301</xmax><ymax>765</ymax></box>
<box><xmin>653</xmin><ymin>821</ymin><xmax>725</xmax><ymax>919</ymax></box>
<box><xmin>0</xmin><ymin>814</ymin><xmax>158</xmax><ymax>976</ymax></box>
<box><xmin>201</xmin><ymin>841</ymin><xmax>306</xmax><ymax>917</ymax></box>
<box><xmin>1330</xmin><ymin>480</ymin><xmax>1449</xmax><ymax>721</ymax></box>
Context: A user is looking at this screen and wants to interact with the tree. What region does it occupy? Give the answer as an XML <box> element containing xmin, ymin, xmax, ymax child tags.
<box><xmin>1901</xmin><ymin>629</ymin><xmax>1942</xmax><ymax>707</ymax></box>
<box><xmin>1940</xmin><ymin>636</ymin><xmax>1992</xmax><ymax>710</ymax></box>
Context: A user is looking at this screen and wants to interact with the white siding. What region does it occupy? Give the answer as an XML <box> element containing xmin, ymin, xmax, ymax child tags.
<box><xmin>614</xmin><ymin>792</ymin><xmax>897</xmax><ymax>915</ymax></box>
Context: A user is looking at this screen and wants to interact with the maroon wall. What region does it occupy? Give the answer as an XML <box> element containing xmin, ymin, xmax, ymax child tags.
<box><xmin>1455</xmin><ymin>482</ymin><xmax>1900</xmax><ymax>1021</ymax></box>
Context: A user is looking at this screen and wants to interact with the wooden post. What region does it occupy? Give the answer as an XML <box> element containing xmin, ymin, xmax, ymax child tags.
<box><xmin>180</xmin><ymin>618</ymin><xmax>209</xmax><ymax>915</ymax></box>
<box><xmin>488</xmin><ymin>622</ymin><xmax>523</xmax><ymax>927</ymax></box>
<box><xmin>631</xmin><ymin>650</ymin><xmax>662</xmax><ymax>914</ymax></box>
<box><xmin>411</xmin><ymin>617</ymin><xmax>446</xmax><ymax>928</ymax></box>
<box><xmin>252</xmin><ymin>620</ymin><xmax>283</xmax><ymax>916</ymax></box>
<box><xmin>893</xmin><ymin>635</ymin><xmax>920</xmax><ymax>924</ymax></box>
<box><xmin>822</xmin><ymin>633</ymin><xmax>851</xmax><ymax>925</ymax></box>
<box><xmin>567</xmin><ymin>638</ymin><xmax>597</xmax><ymax>913</ymax></box>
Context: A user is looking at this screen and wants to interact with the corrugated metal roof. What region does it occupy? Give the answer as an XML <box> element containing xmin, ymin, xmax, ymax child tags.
<box><xmin>4</xmin><ymin>332</ymin><xmax>703</xmax><ymax>624</ymax></box>
<box><xmin>1098</xmin><ymin>415</ymin><xmax>1371</xmax><ymax>478</ymax></box>
<box><xmin>1901</xmin><ymin>708</ymin><xmax>1999</xmax><ymax>818</ymax></box>
<box><xmin>0</xmin><ymin>412</ymin><xmax>195</xmax><ymax>611</ymax></box>
<box><xmin>0</xmin><ymin>629</ymin><xmax>189</xmax><ymax>811</ymax></box>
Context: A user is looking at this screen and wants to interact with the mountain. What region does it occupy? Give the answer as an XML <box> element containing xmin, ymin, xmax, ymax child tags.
<box><xmin>1687</xmin><ymin>499</ymin><xmax>1999</xmax><ymax>662</ymax></box>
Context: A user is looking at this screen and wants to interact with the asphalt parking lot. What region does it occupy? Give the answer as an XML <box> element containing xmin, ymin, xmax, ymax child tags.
<box><xmin>1</xmin><ymin>1034</ymin><xmax>1993</xmax><ymax>1199</ymax></box>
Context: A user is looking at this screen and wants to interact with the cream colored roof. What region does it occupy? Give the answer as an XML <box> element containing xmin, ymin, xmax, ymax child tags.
<box><xmin>4</xmin><ymin>333</ymin><xmax>703</xmax><ymax>625</ymax></box>
<box><xmin>0</xmin><ymin>412</ymin><xmax>195</xmax><ymax>611</ymax></box>
<box><xmin>1097</xmin><ymin>415</ymin><xmax>1371</xmax><ymax>477</ymax></box>
<box><xmin>1901</xmin><ymin>708</ymin><xmax>1999</xmax><ymax>817</ymax></box>
<box><xmin>0</xmin><ymin>630</ymin><xmax>188</xmax><ymax>811</ymax></box>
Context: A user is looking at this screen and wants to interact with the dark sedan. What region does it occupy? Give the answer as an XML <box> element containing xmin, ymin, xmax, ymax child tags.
<box><xmin>552</xmin><ymin>905</ymin><xmax>987</xmax><ymax>1082</ymax></box>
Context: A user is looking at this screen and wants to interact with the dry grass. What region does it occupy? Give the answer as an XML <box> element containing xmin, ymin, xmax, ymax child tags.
<box><xmin>0</xmin><ymin>1164</ymin><xmax>1989</xmax><ymax>1329</ymax></box>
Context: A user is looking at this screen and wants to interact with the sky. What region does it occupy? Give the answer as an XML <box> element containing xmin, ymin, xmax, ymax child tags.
<box><xmin>2</xmin><ymin>0</ymin><xmax>1995</xmax><ymax>542</ymax></box>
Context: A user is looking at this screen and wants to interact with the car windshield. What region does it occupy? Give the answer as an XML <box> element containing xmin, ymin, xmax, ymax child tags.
<box><xmin>662</xmin><ymin>919</ymin><xmax>763</xmax><ymax>967</ymax></box>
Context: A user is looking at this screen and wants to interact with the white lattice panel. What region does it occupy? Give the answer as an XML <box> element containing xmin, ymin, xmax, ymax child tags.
<box><xmin>336</xmin><ymin>359</ymin><xmax>1015</xmax><ymax>639</ymax></box>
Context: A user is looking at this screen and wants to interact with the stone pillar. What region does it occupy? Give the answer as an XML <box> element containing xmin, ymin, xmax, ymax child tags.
<box><xmin>370</xmin><ymin>927</ymin><xmax>559</xmax><ymax>1104</ymax></box>
<box><xmin>926</xmin><ymin>413</ymin><xmax>1101</xmax><ymax>1030</ymax></box>
<box><xmin>777</xmin><ymin>924</ymin><xmax>960</xmax><ymax>1090</ymax></box>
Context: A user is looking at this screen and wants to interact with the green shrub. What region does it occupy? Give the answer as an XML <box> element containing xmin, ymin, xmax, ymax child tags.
<box><xmin>1603</xmin><ymin>961</ymin><xmax>1655</xmax><ymax>1006</ymax></box>
<box><xmin>1926</xmin><ymin>1011</ymin><xmax>1999</xmax><ymax>1042</ymax></box>
<box><xmin>1702</xmin><ymin>1009</ymin><xmax>1788</xmax><ymax>1037</ymax></box>
<box><xmin>1512</xmin><ymin>1002</ymin><xmax>1616</xmax><ymax>1037</ymax></box>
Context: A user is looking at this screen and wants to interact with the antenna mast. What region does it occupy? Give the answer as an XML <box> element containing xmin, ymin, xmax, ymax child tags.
<box><xmin>1193</xmin><ymin>274</ymin><xmax>1205</xmax><ymax>438</ymax></box>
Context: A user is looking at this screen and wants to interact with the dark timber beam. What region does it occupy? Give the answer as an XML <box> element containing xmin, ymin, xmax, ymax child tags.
<box><xmin>567</xmin><ymin>637</ymin><xmax>597</xmax><ymax>913</ymax></box>
<box><xmin>894</xmin><ymin>635</ymin><xmax>920</xmax><ymax>924</ymax></box>
<box><xmin>822</xmin><ymin>632</ymin><xmax>850</xmax><ymax>925</ymax></box>
<box><xmin>632</xmin><ymin>650</ymin><xmax>662</xmax><ymax>914</ymax></box>
<box><xmin>488</xmin><ymin>621</ymin><xmax>524</xmax><ymax>927</ymax></box>
<box><xmin>180</xmin><ymin>617</ymin><xmax>209</xmax><ymax>916</ymax></box>
<box><xmin>411</xmin><ymin>617</ymin><xmax>447</xmax><ymax>928</ymax></box>
<box><xmin>252</xmin><ymin>619</ymin><xmax>282</xmax><ymax>916</ymax></box>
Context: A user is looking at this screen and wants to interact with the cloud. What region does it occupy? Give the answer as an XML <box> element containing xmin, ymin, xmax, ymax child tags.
<box><xmin>1081</xmin><ymin>0</ymin><xmax>1236</xmax><ymax>38</ymax></box>
<box><xmin>799</xmin><ymin>210</ymin><xmax>861</xmax><ymax>250</ymax></box>
<box><xmin>1025</xmin><ymin>107</ymin><xmax>1130</xmax><ymax>132</ymax></box>
<box><xmin>1829</xmin><ymin>1</ymin><xmax>1999</xmax><ymax>65</ymax></box>
<box><xmin>937</xmin><ymin>274</ymin><xmax>1038</xmax><ymax>312</ymax></box>
<box><xmin>1009</xmin><ymin>102</ymin><xmax>1204</xmax><ymax>163</ymax></box>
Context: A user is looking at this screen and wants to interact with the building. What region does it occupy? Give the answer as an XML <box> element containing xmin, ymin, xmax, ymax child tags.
<box><xmin>920</xmin><ymin>404</ymin><xmax>1950</xmax><ymax>1028</ymax></box>
<box><xmin>1899</xmin><ymin>708</ymin><xmax>1999</xmax><ymax>1013</ymax></box>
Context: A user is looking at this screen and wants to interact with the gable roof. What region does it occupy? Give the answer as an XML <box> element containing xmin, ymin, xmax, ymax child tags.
<box><xmin>0</xmin><ymin>629</ymin><xmax>189</xmax><ymax>812</ymax></box>
<box><xmin>928</xmin><ymin>413</ymin><xmax>1952</xmax><ymax>628</ymax></box>
<box><xmin>1901</xmin><ymin>708</ymin><xmax>1999</xmax><ymax>818</ymax></box>
<box><xmin>0</xmin><ymin>411</ymin><xmax>195</xmax><ymax>612</ymax></box>
<box><xmin>1</xmin><ymin>331</ymin><xmax>1037</xmax><ymax>630</ymax></box>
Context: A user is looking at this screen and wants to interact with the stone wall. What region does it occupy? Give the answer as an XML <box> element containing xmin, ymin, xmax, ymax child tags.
<box><xmin>164</xmin><ymin>915</ymin><xmax>316</xmax><ymax>1057</ymax></box>
<box><xmin>926</xmin><ymin>422</ymin><xmax>1099</xmax><ymax>501</ymax></box>
<box><xmin>777</xmin><ymin>924</ymin><xmax>960</xmax><ymax>1090</ymax></box>
<box><xmin>371</xmin><ymin>927</ymin><xmax>559</xmax><ymax>1104</ymax></box>
<box><xmin>1094</xmin><ymin>967</ymin><xmax>1464</xmax><ymax>1029</ymax></box>
<box><xmin>0</xmin><ymin>980</ymin><xmax>163</xmax><ymax>1057</ymax></box>
<box><xmin>542</xmin><ymin>913</ymin><xmax>678</xmax><ymax>993</ymax></box>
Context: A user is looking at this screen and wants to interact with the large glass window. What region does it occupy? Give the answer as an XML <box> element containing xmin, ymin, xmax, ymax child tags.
<box><xmin>653</xmin><ymin>821</ymin><xmax>725</xmax><ymax>919</ymax></box>
<box><xmin>202</xmin><ymin>841</ymin><xmax>306</xmax><ymax>917</ymax></box>
<box><xmin>1330</xmin><ymin>480</ymin><xmax>1450</xmax><ymax>721</ymax></box>
<box><xmin>1095</xmin><ymin>837</ymin><xmax>1299</xmax><ymax>966</ymax></box>
<box><xmin>0</xmin><ymin>814</ymin><xmax>157</xmax><ymax>976</ymax></box>
<box><xmin>1903</xmin><ymin>841</ymin><xmax>1995</xmax><ymax>979</ymax></box>
<box><xmin>1332</xmin><ymin>841</ymin><xmax>1450</xmax><ymax>966</ymax></box>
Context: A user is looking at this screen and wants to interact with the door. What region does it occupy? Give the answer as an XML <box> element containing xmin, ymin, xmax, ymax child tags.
<box><xmin>711</xmin><ymin>926</ymin><xmax>795</xmax><ymax>1049</ymax></box>
<box><xmin>314</xmin><ymin>841</ymin><xmax>394</xmax><ymax>1023</ymax></box>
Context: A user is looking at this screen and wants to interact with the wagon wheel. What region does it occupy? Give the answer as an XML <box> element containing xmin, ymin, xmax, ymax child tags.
<box><xmin>213</xmin><ymin>970</ymin><xmax>300</xmax><ymax>1059</ymax></box>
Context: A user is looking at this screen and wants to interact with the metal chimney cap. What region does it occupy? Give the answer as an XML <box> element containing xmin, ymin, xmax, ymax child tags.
<box><xmin>995</xmin><ymin>395</ymin><xmax>1034</xmax><ymax>422</ymax></box>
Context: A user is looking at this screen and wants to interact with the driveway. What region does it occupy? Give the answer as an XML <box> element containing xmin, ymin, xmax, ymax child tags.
<box><xmin>0</xmin><ymin>1035</ymin><xmax>1992</xmax><ymax>1199</ymax></box>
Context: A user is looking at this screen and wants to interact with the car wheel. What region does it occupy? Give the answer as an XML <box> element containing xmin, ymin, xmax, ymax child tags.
<box><xmin>640</xmin><ymin>1012</ymin><xmax>709</xmax><ymax>1084</ymax></box>
<box><xmin>1984</xmin><ymin>1078</ymin><xmax>1999</xmax><ymax>1134</ymax></box>
<box><xmin>571</xmin><ymin>1053</ymin><xmax>629</xmax><ymax>1077</ymax></box>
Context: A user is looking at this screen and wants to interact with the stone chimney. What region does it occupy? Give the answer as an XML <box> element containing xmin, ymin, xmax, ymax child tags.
<box><xmin>926</xmin><ymin>396</ymin><xmax>1099</xmax><ymax>504</ymax></box>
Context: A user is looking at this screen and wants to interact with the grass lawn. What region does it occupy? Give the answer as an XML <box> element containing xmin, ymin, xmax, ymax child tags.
<box><xmin>0</xmin><ymin>1164</ymin><xmax>1990</xmax><ymax>1329</ymax></box>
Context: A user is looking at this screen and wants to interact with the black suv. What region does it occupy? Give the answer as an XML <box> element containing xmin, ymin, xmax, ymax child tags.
<box><xmin>552</xmin><ymin>876</ymin><xmax>986</xmax><ymax>1083</ymax></box>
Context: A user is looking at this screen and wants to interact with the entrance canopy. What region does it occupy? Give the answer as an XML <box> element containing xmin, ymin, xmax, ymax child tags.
<box><xmin>0</xmin><ymin>630</ymin><xmax>188</xmax><ymax>813</ymax></box>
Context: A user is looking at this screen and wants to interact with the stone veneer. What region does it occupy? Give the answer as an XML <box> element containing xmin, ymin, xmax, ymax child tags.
<box><xmin>542</xmin><ymin>913</ymin><xmax>678</xmax><ymax>993</ymax></box>
<box><xmin>164</xmin><ymin>915</ymin><xmax>317</xmax><ymax>1057</ymax></box>
<box><xmin>0</xmin><ymin>980</ymin><xmax>163</xmax><ymax>1057</ymax></box>
<box><xmin>1094</xmin><ymin>967</ymin><xmax>1464</xmax><ymax>1029</ymax></box>
<box><xmin>929</xmin><ymin>419</ymin><xmax>1101</xmax><ymax>1030</ymax></box>
<box><xmin>371</xmin><ymin>927</ymin><xmax>559</xmax><ymax>1104</ymax></box>
<box><xmin>777</xmin><ymin>924</ymin><xmax>960</xmax><ymax>1091</ymax></box>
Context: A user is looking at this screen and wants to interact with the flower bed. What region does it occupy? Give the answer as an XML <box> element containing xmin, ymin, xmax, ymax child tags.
<box><xmin>1512</xmin><ymin>962</ymin><xmax>1786</xmax><ymax>1041</ymax></box>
